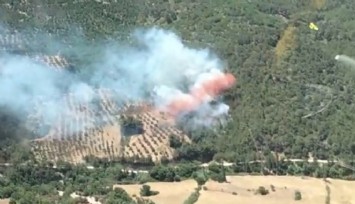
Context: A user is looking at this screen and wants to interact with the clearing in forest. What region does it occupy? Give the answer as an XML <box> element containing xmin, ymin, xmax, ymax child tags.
<box><xmin>117</xmin><ymin>176</ymin><xmax>355</xmax><ymax>204</ymax></box>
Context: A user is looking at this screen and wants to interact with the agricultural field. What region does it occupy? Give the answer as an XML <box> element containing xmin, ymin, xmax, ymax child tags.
<box><xmin>117</xmin><ymin>176</ymin><xmax>355</xmax><ymax>204</ymax></box>
<box><xmin>115</xmin><ymin>179</ymin><xmax>198</xmax><ymax>204</ymax></box>
<box><xmin>30</xmin><ymin>98</ymin><xmax>191</xmax><ymax>163</ymax></box>
<box><xmin>120</xmin><ymin>108</ymin><xmax>191</xmax><ymax>162</ymax></box>
<box><xmin>29</xmin><ymin>81</ymin><xmax>191</xmax><ymax>163</ymax></box>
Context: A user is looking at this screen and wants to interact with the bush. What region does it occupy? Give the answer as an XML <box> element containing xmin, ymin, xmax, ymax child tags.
<box><xmin>169</xmin><ymin>135</ymin><xmax>182</xmax><ymax>148</ymax></box>
<box><xmin>136</xmin><ymin>197</ymin><xmax>157</xmax><ymax>204</ymax></box>
<box><xmin>136</xmin><ymin>172</ymin><xmax>154</xmax><ymax>184</ymax></box>
<box><xmin>105</xmin><ymin>187</ymin><xmax>135</xmax><ymax>204</ymax></box>
<box><xmin>183</xmin><ymin>192</ymin><xmax>199</xmax><ymax>204</ymax></box>
<box><xmin>174</xmin><ymin>175</ymin><xmax>181</xmax><ymax>182</ymax></box>
<box><xmin>121</xmin><ymin>116</ymin><xmax>143</xmax><ymax>136</ymax></box>
<box><xmin>193</xmin><ymin>175</ymin><xmax>207</xmax><ymax>186</ymax></box>
<box><xmin>183</xmin><ymin>187</ymin><xmax>201</xmax><ymax>204</ymax></box>
<box><xmin>210</xmin><ymin>173</ymin><xmax>226</xmax><ymax>183</ymax></box>
<box><xmin>294</xmin><ymin>190</ymin><xmax>302</xmax><ymax>200</ymax></box>
<box><xmin>140</xmin><ymin>185</ymin><xmax>159</xmax><ymax>197</ymax></box>
<box><xmin>256</xmin><ymin>186</ymin><xmax>269</xmax><ymax>195</ymax></box>
<box><xmin>176</xmin><ymin>163</ymin><xmax>199</xmax><ymax>178</ymax></box>
<box><xmin>208</xmin><ymin>163</ymin><xmax>226</xmax><ymax>183</ymax></box>
<box><xmin>149</xmin><ymin>165</ymin><xmax>176</xmax><ymax>182</ymax></box>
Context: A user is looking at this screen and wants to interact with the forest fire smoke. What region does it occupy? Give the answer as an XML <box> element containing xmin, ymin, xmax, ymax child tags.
<box><xmin>164</xmin><ymin>72</ymin><xmax>236</xmax><ymax>117</ymax></box>
<box><xmin>0</xmin><ymin>25</ymin><xmax>235</xmax><ymax>133</ymax></box>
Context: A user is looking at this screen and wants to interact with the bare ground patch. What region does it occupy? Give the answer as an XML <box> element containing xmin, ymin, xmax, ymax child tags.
<box><xmin>0</xmin><ymin>199</ymin><xmax>9</xmax><ymax>204</ymax></box>
<box><xmin>114</xmin><ymin>179</ymin><xmax>197</xmax><ymax>204</ymax></box>
<box><xmin>197</xmin><ymin>176</ymin><xmax>355</xmax><ymax>204</ymax></box>
<box><xmin>116</xmin><ymin>175</ymin><xmax>355</xmax><ymax>204</ymax></box>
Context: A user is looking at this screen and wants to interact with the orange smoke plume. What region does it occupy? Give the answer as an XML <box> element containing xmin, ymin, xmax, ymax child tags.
<box><xmin>166</xmin><ymin>73</ymin><xmax>236</xmax><ymax>116</ymax></box>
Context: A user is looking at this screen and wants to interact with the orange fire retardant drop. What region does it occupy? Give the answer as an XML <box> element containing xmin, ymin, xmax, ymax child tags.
<box><xmin>166</xmin><ymin>73</ymin><xmax>236</xmax><ymax>116</ymax></box>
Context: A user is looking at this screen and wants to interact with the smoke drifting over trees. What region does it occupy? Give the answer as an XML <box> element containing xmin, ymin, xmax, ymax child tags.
<box><xmin>0</xmin><ymin>26</ymin><xmax>234</xmax><ymax>137</ymax></box>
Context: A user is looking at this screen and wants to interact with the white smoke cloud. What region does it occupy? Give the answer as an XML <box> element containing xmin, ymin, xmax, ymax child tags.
<box><xmin>335</xmin><ymin>54</ymin><xmax>355</xmax><ymax>67</ymax></box>
<box><xmin>0</xmin><ymin>55</ymin><xmax>67</xmax><ymax>113</ymax></box>
<box><xmin>0</xmin><ymin>26</ymin><xmax>232</xmax><ymax>137</ymax></box>
<box><xmin>69</xmin><ymin>82</ymin><xmax>95</xmax><ymax>103</ymax></box>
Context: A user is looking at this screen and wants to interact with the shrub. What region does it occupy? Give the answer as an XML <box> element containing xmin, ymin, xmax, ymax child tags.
<box><xmin>169</xmin><ymin>135</ymin><xmax>182</xmax><ymax>148</ymax></box>
<box><xmin>183</xmin><ymin>187</ymin><xmax>201</xmax><ymax>204</ymax></box>
<box><xmin>256</xmin><ymin>186</ymin><xmax>269</xmax><ymax>195</ymax></box>
<box><xmin>194</xmin><ymin>175</ymin><xmax>207</xmax><ymax>186</ymax></box>
<box><xmin>140</xmin><ymin>185</ymin><xmax>159</xmax><ymax>197</ymax></box>
<box><xmin>174</xmin><ymin>175</ymin><xmax>181</xmax><ymax>182</ymax></box>
<box><xmin>210</xmin><ymin>173</ymin><xmax>226</xmax><ymax>183</ymax></box>
<box><xmin>294</xmin><ymin>190</ymin><xmax>302</xmax><ymax>200</ymax></box>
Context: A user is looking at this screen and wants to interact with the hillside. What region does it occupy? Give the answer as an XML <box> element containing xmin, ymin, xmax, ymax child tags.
<box><xmin>3</xmin><ymin>1</ymin><xmax>355</xmax><ymax>203</ymax></box>
<box><xmin>0</xmin><ymin>0</ymin><xmax>355</xmax><ymax>188</ymax></box>
<box><xmin>0</xmin><ymin>0</ymin><xmax>355</xmax><ymax>178</ymax></box>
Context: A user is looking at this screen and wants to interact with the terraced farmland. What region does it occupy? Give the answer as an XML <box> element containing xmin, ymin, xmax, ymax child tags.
<box><xmin>0</xmin><ymin>33</ymin><xmax>27</xmax><ymax>52</ymax></box>
<box><xmin>0</xmin><ymin>32</ymin><xmax>190</xmax><ymax>164</ymax></box>
<box><xmin>30</xmin><ymin>88</ymin><xmax>123</xmax><ymax>163</ymax></box>
<box><xmin>0</xmin><ymin>32</ymin><xmax>72</xmax><ymax>70</ymax></box>
<box><xmin>29</xmin><ymin>91</ymin><xmax>191</xmax><ymax>163</ymax></box>
<box><xmin>32</xmin><ymin>54</ymin><xmax>71</xmax><ymax>71</ymax></box>
<box><xmin>30</xmin><ymin>94</ymin><xmax>190</xmax><ymax>163</ymax></box>
<box><xmin>121</xmin><ymin>109</ymin><xmax>190</xmax><ymax>161</ymax></box>
<box><xmin>25</xmin><ymin>60</ymin><xmax>190</xmax><ymax>164</ymax></box>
